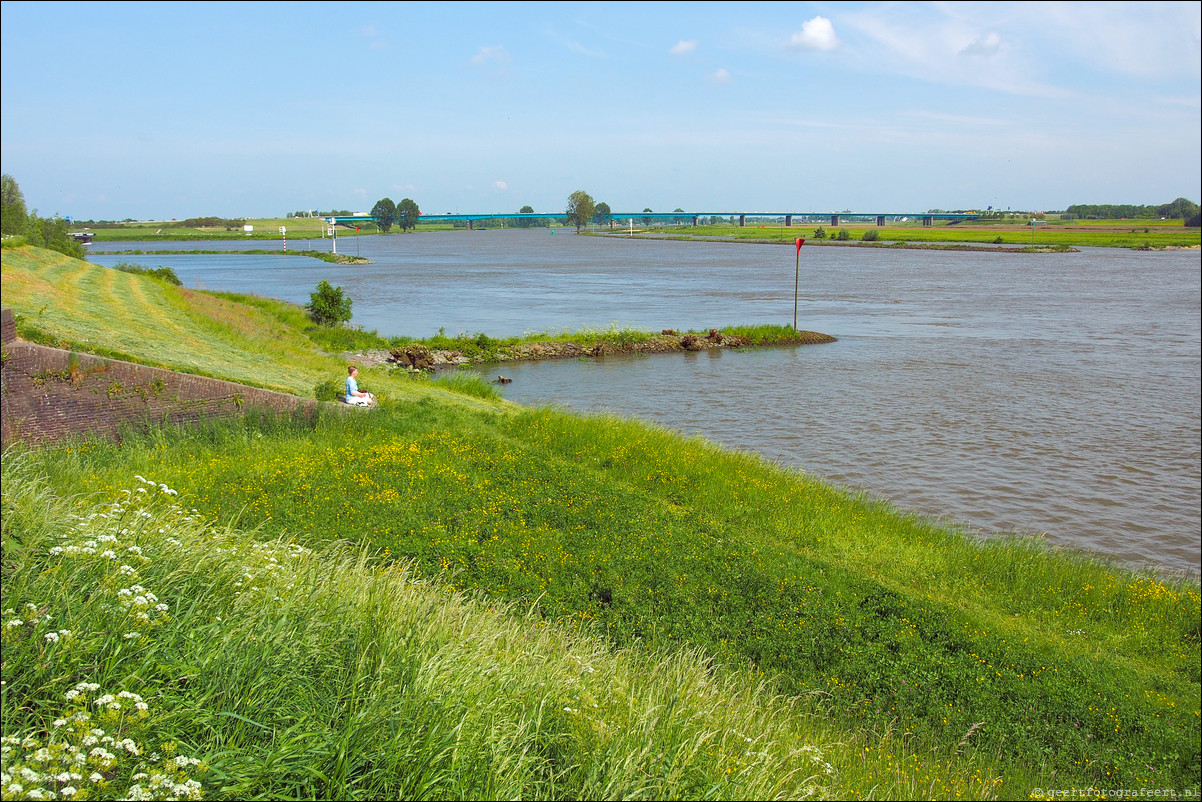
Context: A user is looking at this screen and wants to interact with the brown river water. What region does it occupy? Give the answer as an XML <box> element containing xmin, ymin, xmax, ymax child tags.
<box><xmin>90</xmin><ymin>231</ymin><xmax>1201</xmax><ymax>573</ymax></box>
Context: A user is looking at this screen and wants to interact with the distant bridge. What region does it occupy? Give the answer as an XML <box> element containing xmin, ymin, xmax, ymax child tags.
<box><xmin>327</xmin><ymin>211</ymin><xmax>980</xmax><ymax>230</ymax></box>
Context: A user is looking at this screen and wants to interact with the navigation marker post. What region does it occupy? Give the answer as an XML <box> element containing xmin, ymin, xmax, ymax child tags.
<box><xmin>793</xmin><ymin>237</ymin><xmax>805</xmax><ymax>330</ymax></box>
<box><xmin>280</xmin><ymin>226</ymin><xmax>286</xmax><ymax>251</ymax></box>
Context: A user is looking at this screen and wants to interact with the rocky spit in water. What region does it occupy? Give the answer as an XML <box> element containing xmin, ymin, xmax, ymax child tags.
<box><xmin>345</xmin><ymin>328</ymin><xmax>837</xmax><ymax>371</ymax></box>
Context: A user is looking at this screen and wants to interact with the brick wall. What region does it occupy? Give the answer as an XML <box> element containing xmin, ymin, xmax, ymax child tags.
<box><xmin>1</xmin><ymin>308</ymin><xmax>319</xmax><ymax>446</ymax></box>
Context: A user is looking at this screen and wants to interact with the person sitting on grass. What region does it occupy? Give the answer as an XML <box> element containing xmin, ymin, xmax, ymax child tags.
<box><xmin>345</xmin><ymin>365</ymin><xmax>375</xmax><ymax>406</ymax></box>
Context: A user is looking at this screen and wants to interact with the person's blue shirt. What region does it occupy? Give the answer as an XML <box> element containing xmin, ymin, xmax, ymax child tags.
<box><xmin>345</xmin><ymin>375</ymin><xmax>359</xmax><ymax>403</ymax></box>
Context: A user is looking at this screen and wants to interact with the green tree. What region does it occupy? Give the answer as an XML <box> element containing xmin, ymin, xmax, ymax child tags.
<box><xmin>2</xmin><ymin>174</ymin><xmax>29</xmax><ymax>236</ymax></box>
<box><xmin>1156</xmin><ymin>197</ymin><xmax>1199</xmax><ymax>220</ymax></box>
<box><xmin>305</xmin><ymin>279</ymin><xmax>353</xmax><ymax>326</ymax></box>
<box><xmin>672</xmin><ymin>207</ymin><xmax>686</xmax><ymax>225</ymax></box>
<box><xmin>565</xmin><ymin>190</ymin><xmax>596</xmax><ymax>233</ymax></box>
<box><xmin>397</xmin><ymin>198</ymin><xmax>420</xmax><ymax>232</ymax></box>
<box><xmin>371</xmin><ymin>198</ymin><xmax>397</xmax><ymax>233</ymax></box>
<box><xmin>642</xmin><ymin>208</ymin><xmax>654</xmax><ymax>226</ymax></box>
<box><xmin>24</xmin><ymin>212</ymin><xmax>84</xmax><ymax>259</ymax></box>
<box><xmin>518</xmin><ymin>205</ymin><xmax>535</xmax><ymax>228</ymax></box>
<box><xmin>594</xmin><ymin>202</ymin><xmax>612</xmax><ymax>226</ymax></box>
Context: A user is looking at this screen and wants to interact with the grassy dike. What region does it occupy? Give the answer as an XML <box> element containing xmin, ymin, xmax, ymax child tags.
<box><xmin>2</xmin><ymin>245</ymin><xmax>1199</xmax><ymax>800</ymax></box>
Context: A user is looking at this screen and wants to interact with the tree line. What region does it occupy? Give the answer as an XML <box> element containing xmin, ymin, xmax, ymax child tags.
<box><xmin>1061</xmin><ymin>197</ymin><xmax>1199</xmax><ymax>223</ymax></box>
<box><xmin>1</xmin><ymin>174</ymin><xmax>85</xmax><ymax>259</ymax></box>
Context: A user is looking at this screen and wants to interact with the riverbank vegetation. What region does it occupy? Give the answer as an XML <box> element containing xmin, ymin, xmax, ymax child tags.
<box><xmin>604</xmin><ymin>219</ymin><xmax>1199</xmax><ymax>250</ymax></box>
<box><xmin>76</xmin><ymin>215</ymin><xmax>1200</xmax><ymax>248</ymax></box>
<box><xmin>92</xmin><ymin>248</ymin><xmax>372</xmax><ymax>265</ymax></box>
<box><xmin>3</xmin><ymin>244</ymin><xmax>1199</xmax><ymax>799</ymax></box>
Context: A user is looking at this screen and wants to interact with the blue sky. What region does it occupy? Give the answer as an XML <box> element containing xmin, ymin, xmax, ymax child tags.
<box><xmin>2</xmin><ymin>1</ymin><xmax>1199</xmax><ymax>220</ymax></box>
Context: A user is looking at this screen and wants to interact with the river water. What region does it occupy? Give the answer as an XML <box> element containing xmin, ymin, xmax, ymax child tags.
<box><xmin>89</xmin><ymin>231</ymin><xmax>1201</xmax><ymax>574</ymax></box>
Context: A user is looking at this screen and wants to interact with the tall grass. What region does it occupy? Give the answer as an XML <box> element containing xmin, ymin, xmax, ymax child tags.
<box><xmin>1</xmin><ymin>451</ymin><xmax>883</xmax><ymax>800</ymax></box>
<box><xmin>25</xmin><ymin>404</ymin><xmax>1200</xmax><ymax>798</ymax></box>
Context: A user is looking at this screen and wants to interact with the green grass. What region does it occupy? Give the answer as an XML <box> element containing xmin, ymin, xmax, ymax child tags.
<box><xmin>82</xmin><ymin>218</ymin><xmax>443</xmax><ymax>242</ymax></box>
<box><xmin>620</xmin><ymin>221</ymin><xmax>1200</xmax><ymax>249</ymax></box>
<box><xmin>81</xmin><ymin>215</ymin><xmax>1200</xmax><ymax>248</ymax></box>
<box><xmin>2</xmin><ymin>453</ymin><xmax>872</xmax><ymax>800</ymax></box>
<box><xmin>18</xmin><ymin>403</ymin><xmax>1200</xmax><ymax>799</ymax></box>
<box><xmin>3</xmin><ymin>244</ymin><xmax>1199</xmax><ymax>799</ymax></box>
<box><xmin>0</xmin><ymin>246</ymin><xmax>499</xmax><ymax>409</ymax></box>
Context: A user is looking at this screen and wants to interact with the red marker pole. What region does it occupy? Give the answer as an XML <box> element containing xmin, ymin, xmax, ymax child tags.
<box><xmin>793</xmin><ymin>237</ymin><xmax>805</xmax><ymax>331</ymax></box>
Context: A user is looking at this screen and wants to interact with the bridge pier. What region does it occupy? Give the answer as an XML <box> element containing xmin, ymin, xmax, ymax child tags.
<box><xmin>785</xmin><ymin>214</ymin><xmax>792</xmax><ymax>227</ymax></box>
<box><xmin>830</xmin><ymin>214</ymin><xmax>840</xmax><ymax>227</ymax></box>
<box><xmin>691</xmin><ymin>216</ymin><xmax>698</xmax><ymax>227</ymax></box>
<box><xmin>467</xmin><ymin>219</ymin><xmax>473</xmax><ymax>230</ymax></box>
<box><xmin>922</xmin><ymin>216</ymin><xmax>933</xmax><ymax>227</ymax></box>
<box><xmin>738</xmin><ymin>214</ymin><xmax>746</xmax><ymax>227</ymax></box>
<box><xmin>877</xmin><ymin>216</ymin><xmax>886</xmax><ymax>227</ymax></box>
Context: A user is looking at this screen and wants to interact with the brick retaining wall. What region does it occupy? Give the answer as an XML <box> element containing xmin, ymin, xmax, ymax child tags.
<box><xmin>1</xmin><ymin>308</ymin><xmax>319</xmax><ymax>446</ymax></box>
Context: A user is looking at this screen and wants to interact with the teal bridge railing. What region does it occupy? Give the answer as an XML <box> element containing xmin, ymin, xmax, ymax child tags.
<box><xmin>326</xmin><ymin>211</ymin><xmax>979</xmax><ymax>229</ymax></box>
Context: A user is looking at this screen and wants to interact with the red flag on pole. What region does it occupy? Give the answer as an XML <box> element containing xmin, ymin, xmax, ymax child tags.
<box><xmin>796</xmin><ymin>237</ymin><xmax>805</xmax><ymax>253</ymax></box>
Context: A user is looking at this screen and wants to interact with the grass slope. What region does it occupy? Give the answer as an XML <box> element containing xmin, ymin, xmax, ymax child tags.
<box><xmin>0</xmin><ymin>246</ymin><xmax>498</xmax><ymax>408</ymax></box>
<box><xmin>2</xmin><ymin>245</ymin><xmax>1199</xmax><ymax>800</ymax></box>
<box><xmin>1</xmin><ymin>457</ymin><xmax>853</xmax><ymax>801</ymax></box>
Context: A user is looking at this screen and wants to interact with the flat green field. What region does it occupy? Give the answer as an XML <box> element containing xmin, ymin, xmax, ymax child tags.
<box><xmin>3</xmin><ymin>245</ymin><xmax>1198</xmax><ymax>800</ymax></box>
<box><xmin>77</xmin><ymin>216</ymin><xmax>1200</xmax><ymax>248</ymax></box>
<box><xmin>621</xmin><ymin>219</ymin><xmax>1199</xmax><ymax>249</ymax></box>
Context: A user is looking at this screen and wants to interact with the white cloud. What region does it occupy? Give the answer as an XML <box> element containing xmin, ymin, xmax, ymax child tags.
<box><xmin>493</xmin><ymin>181</ymin><xmax>508</xmax><ymax>190</ymax></box>
<box><xmin>1155</xmin><ymin>95</ymin><xmax>1202</xmax><ymax>109</ymax></box>
<box><xmin>787</xmin><ymin>17</ymin><xmax>839</xmax><ymax>51</ymax></box>
<box><xmin>670</xmin><ymin>39</ymin><xmax>697</xmax><ymax>55</ymax></box>
<box><xmin>960</xmin><ymin>31</ymin><xmax>1002</xmax><ymax>57</ymax></box>
<box><xmin>470</xmin><ymin>45</ymin><xmax>510</xmax><ymax>66</ymax></box>
<box><xmin>361</xmin><ymin>25</ymin><xmax>386</xmax><ymax>50</ymax></box>
<box><xmin>838</xmin><ymin>6</ymin><xmax>1063</xmax><ymax>97</ymax></box>
<box><xmin>709</xmin><ymin>68</ymin><xmax>732</xmax><ymax>84</ymax></box>
<box><xmin>542</xmin><ymin>27</ymin><xmax>606</xmax><ymax>58</ymax></box>
<box><xmin>906</xmin><ymin>110</ymin><xmax>1009</xmax><ymax>127</ymax></box>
